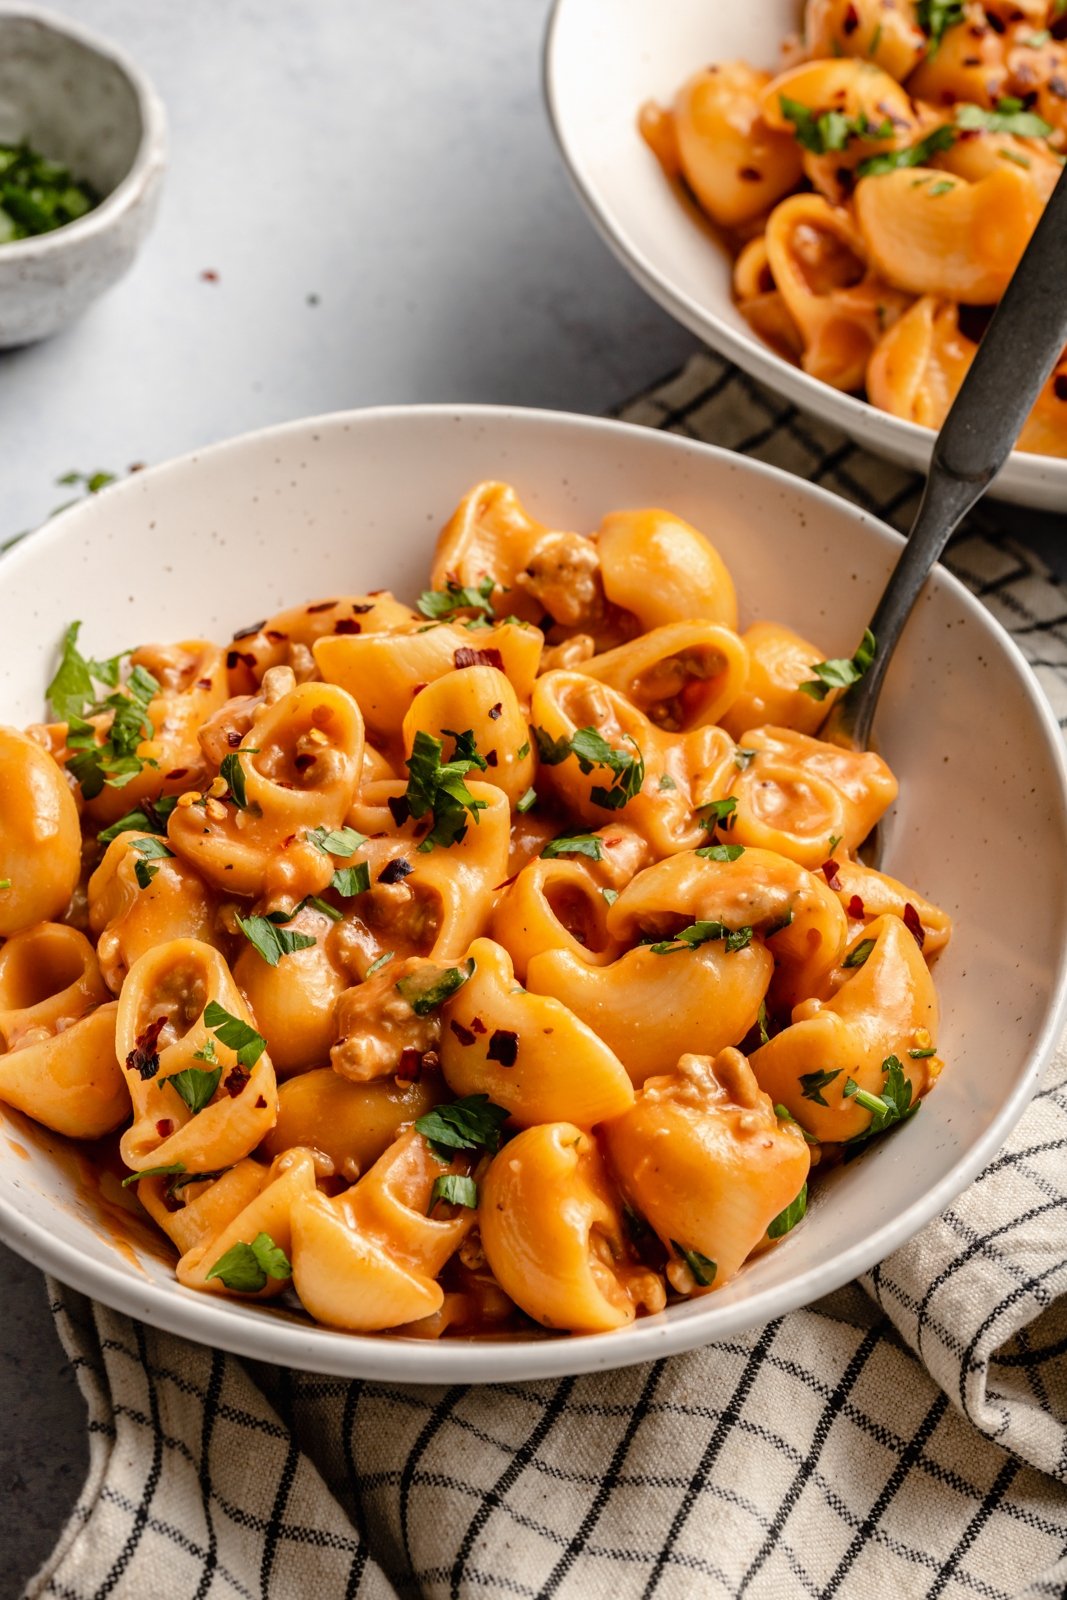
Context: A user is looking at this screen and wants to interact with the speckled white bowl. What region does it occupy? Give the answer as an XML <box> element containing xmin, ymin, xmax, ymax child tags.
<box><xmin>0</xmin><ymin>5</ymin><xmax>166</xmax><ymax>346</ymax></box>
<box><xmin>545</xmin><ymin>0</ymin><xmax>1067</xmax><ymax>511</ymax></box>
<box><xmin>1</xmin><ymin>405</ymin><xmax>1066</xmax><ymax>1382</ymax></box>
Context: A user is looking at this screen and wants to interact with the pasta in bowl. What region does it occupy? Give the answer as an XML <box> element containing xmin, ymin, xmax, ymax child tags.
<box><xmin>545</xmin><ymin>0</ymin><xmax>1067</xmax><ymax>508</ymax></box>
<box><xmin>0</xmin><ymin>405</ymin><xmax>1063</xmax><ymax>1382</ymax></box>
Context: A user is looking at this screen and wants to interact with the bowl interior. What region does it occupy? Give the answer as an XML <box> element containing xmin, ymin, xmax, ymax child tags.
<box><xmin>545</xmin><ymin>0</ymin><xmax>1067</xmax><ymax>509</ymax></box>
<box><xmin>0</xmin><ymin>13</ymin><xmax>144</xmax><ymax>195</ymax></box>
<box><xmin>1</xmin><ymin>404</ymin><xmax>1065</xmax><ymax>1382</ymax></box>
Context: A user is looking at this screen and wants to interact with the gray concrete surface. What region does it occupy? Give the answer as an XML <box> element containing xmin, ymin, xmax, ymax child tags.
<box><xmin>0</xmin><ymin>1</ymin><xmax>695</xmax><ymax>1591</ymax></box>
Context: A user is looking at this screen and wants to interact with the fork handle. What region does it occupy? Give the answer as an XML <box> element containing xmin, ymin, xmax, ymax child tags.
<box><xmin>833</xmin><ymin>161</ymin><xmax>1067</xmax><ymax>751</ymax></box>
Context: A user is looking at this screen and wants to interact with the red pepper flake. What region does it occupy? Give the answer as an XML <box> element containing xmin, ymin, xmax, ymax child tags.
<box><xmin>352</xmin><ymin>602</ymin><xmax>375</xmax><ymax>614</ymax></box>
<box><xmin>226</xmin><ymin>730</ymin><xmax>242</xmax><ymax>748</ymax></box>
<box><xmin>492</xmin><ymin>873</ymin><xmax>518</xmax><ymax>892</ymax></box>
<box><xmin>488</xmin><ymin>703</ymin><xmax>503</xmax><ymax>720</ymax></box>
<box><xmin>822</xmin><ymin>858</ymin><xmax>842</xmax><ymax>890</ymax></box>
<box><xmin>165</xmin><ymin>767</ymin><xmax>189</xmax><ymax>781</ymax></box>
<box><xmin>233</xmin><ymin>620</ymin><xmax>266</xmax><ymax>641</ymax></box>
<box><xmin>454</xmin><ymin>646</ymin><xmax>505</xmax><ymax>671</ymax></box>
<box><xmin>126</xmin><ymin>1016</ymin><xmax>166</xmax><ymax>1080</ymax></box>
<box><xmin>200</xmin><ymin>269</ymin><xmax>219</xmax><ymax>283</ymax></box>
<box><xmin>603</xmin><ymin>837</ymin><xmax>622</xmax><ymax>848</ymax></box>
<box><xmin>196</xmin><ymin>677</ymin><xmax>213</xmax><ymax>690</ymax></box>
<box><xmin>903</xmin><ymin>902</ymin><xmax>925</xmax><ymax>950</ymax></box>
<box><xmin>379</xmin><ymin>857</ymin><xmax>413</xmax><ymax>885</ymax></box>
<box><xmin>294</xmin><ymin>753</ymin><xmax>316</xmax><ymax>773</ymax></box>
<box><xmin>471</xmin><ymin>1016</ymin><xmax>487</xmax><ymax>1035</ymax></box>
<box><xmin>847</xmin><ymin>894</ymin><xmax>865</xmax><ymax>920</ymax></box>
<box><xmin>537</xmin><ymin>613</ymin><xmax>555</xmax><ymax>634</ymax></box>
<box><xmin>155</xmin><ymin>1119</ymin><xmax>174</xmax><ymax>1137</ymax></box>
<box><xmin>487</xmin><ymin>1029</ymin><xmax>519</xmax><ymax>1067</ymax></box>
<box><xmin>1050</xmin><ymin>76</ymin><xmax>1067</xmax><ymax>99</ymax></box>
<box><xmin>738</xmin><ymin>166</ymin><xmax>762</xmax><ymax>181</ymax></box>
<box><xmin>226</xmin><ymin>649</ymin><xmax>257</xmax><ymax>670</ymax></box>
<box><xmin>333</xmin><ymin>618</ymin><xmax>362</xmax><ymax>634</ymax></box>
<box><xmin>1054</xmin><ymin>374</ymin><xmax>1067</xmax><ymax>402</ymax></box>
<box><xmin>223</xmin><ymin>1066</ymin><xmax>249</xmax><ymax>1097</ymax></box>
<box><xmin>306</xmin><ymin>600</ymin><xmax>338</xmax><ymax>614</ymax></box>
<box><xmin>450</xmin><ymin>1018</ymin><xmax>476</xmax><ymax>1047</ymax></box>
<box><xmin>986</xmin><ymin>9</ymin><xmax>1004</xmax><ymax>30</ymax></box>
<box><xmin>387</xmin><ymin>794</ymin><xmax>411</xmax><ymax>827</ymax></box>
<box><xmin>485</xmin><ymin>750</ymin><xmax>498</xmax><ymax>767</ymax></box>
<box><xmin>842</xmin><ymin>1</ymin><xmax>859</xmax><ymax>32</ymax></box>
<box><xmin>255</xmin><ymin>1095</ymin><xmax>267</xmax><ymax>1109</ymax></box>
<box><xmin>266</xmin><ymin>629</ymin><xmax>288</xmax><ymax>643</ymax></box>
<box><xmin>396</xmin><ymin>1047</ymin><xmax>424</xmax><ymax>1081</ymax></box>
<box><xmin>411</xmin><ymin>682</ymin><xmax>427</xmax><ymax>699</ymax></box>
<box><xmin>128</xmin><ymin>462</ymin><xmax>146</xmax><ymax>473</ymax></box>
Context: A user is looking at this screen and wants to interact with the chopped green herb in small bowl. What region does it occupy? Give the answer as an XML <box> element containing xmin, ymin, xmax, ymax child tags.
<box><xmin>0</xmin><ymin>140</ymin><xmax>98</xmax><ymax>244</ymax></box>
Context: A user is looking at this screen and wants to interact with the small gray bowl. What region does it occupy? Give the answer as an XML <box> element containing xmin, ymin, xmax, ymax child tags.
<box><xmin>0</xmin><ymin>5</ymin><xmax>166</xmax><ymax>347</ymax></box>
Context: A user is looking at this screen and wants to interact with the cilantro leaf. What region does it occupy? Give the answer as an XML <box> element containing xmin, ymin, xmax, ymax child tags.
<box><xmin>120</xmin><ymin>1161</ymin><xmax>185</xmax><ymax>1188</ymax></box>
<box><xmin>768</xmin><ymin>1182</ymin><xmax>808</xmax><ymax>1240</ymax></box>
<box><xmin>856</xmin><ymin>125</ymin><xmax>957</xmax><ymax>177</ymax></box>
<box><xmin>306</xmin><ymin>825</ymin><xmax>366</xmax><ymax>857</ymax></box>
<box><xmin>202</xmin><ymin>1000</ymin><xmax>266</xmax><ymax>1069</ymax></box>
<box><xmin>219</xmin><ymin>751</ymin><xmax>250</xmax><ymax>808</ymax></box>
<box><xmin>601</xmin><ymin>887</ymin><xmax>619</xmax><ymax>906</ymax></box>
<box><xmin>396</xmin><ymin>957</ymin><xmax>475</xmax><ymax>1016</ymax></box>
<box><xmin>842</xmin><ymin>937</ymin><xmax>876</xmax><ymax>969</ymax></box>
<box><xmin>779</xmin><ymin>97</ymin><xmax>893</xmax><ymax>155</ymax></box>
<box><xmin>800</xmin><ymin>1068</ymin><xmax>841</xmax><ymax>1106</ymax></box>
<box><xmin>415</xmin><ymin>1093</ymin><xmax>509</xmax><ymax>1159</ymax></box>
<box><xmin>331</xmin><ymin>862</ymin><xmax>370</xmax><ymax>897</ymax></box>
<box><xmin>696</xmin><ymin>796</ymin><xmax>737</xmax><ymax>831</ymax></box>
<box><xmin>774</xmin><ymin>1103</ymin><xmax>818</xmax><ymax>1145</ymax></box>
<box><xmin>843</xmin><ymin>1054</ymin><xmax>919</xmax><ymax>1142</ymax></box>
<box><xmin>163</xmin><ymin>1064</ymin><xmax>222</xmax><ymax>1115</ymax></box>
<box><xmin>131</xmin><ymin>835</ymin><xmax>173</xmax><ymax>890</ymax></box>
<box><xmin>533</xmin><ymin>725</ymin><xmax>645</xmax><ymax>809</ymax></box>
<box><xmin>799</xmin><ymin>628</ymin><xmax>877</xmax><ymax>701</ymax></box>
<box><xmin>695</xmin><ymin>843</ymin><xmax>745</xmax><ymax>862</ymax></box>
<box><xmin>955</xmin><ymin>100</ymin><xmax>1053</xmax><ymax>138</ymax></box>
<box><xmin>916</xmin><ymin>0</ymin><xmax>965</xmax><ymax>53</ymax></box>
<box><xmin>428</xmin><ymin>1173</ymin><xmax>479</xmax><ymax>1212</ymax></box>
<box><xmin>63</xmin><ymin>656</ymin><xmax>159</xmax><ymax>799</ymax></box>
<box><xmin>649</xmin><ymin>920</ymin><xmax>753</xmax><ymax>955</ymax></box>
<box><xmin>205</xmin><ymin>1231</ymin><xmax>292</xmax><ymax>1293</ymax></box>
<box><xmin>417</xmin><ymin>576</ymin><xmax>496</xmax><ymax>621</ymax></box>
<box><xmin>541</xmin><ymin>833</ymin><xmax>603</xmax><ymax>861</ymax></box>
<box><xmin>236</xmin><ymin>913</ymin><xmax>317</xmax><ymax>967</ymax></box>
<box><xmin>671</xmin><ymin>1241</ymin><xmax>716</xmax><ymax>1287</ymax></box>
<box><xmin>98</xmin><ymin>795</ymin><xmax>178</xmax><ymax>843</ymax></box>
<box><xmin>405</xmin><ymin>729</ymin><xmax>488</xmax><ymax>851</ymax></box>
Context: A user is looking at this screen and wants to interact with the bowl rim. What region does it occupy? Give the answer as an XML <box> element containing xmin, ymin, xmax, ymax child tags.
<box><xmin>0</xmin><ymin>2</ymin><xmax>167</xmax><ymax>259</ymax></box>
<box><xmin>3</xmin><ymin>400</ymin><xmax>1067</xmax><ymax>1383</ymax></box>
<box><xmin>541</xmin><ymin>0</ymin><xmax>1067</xmax><ymax>491</ymax></box>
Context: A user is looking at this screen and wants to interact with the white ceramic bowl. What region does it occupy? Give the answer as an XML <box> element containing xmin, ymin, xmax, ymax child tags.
<box><xmin>0</xmin><ymin>5</ymin><xmax>166</xmax><ymax>346</ymax></box>
<box><xmin>1</xmin><ymin>404</ymin><xmax>1065</xmax><ymax>1382</ymax></box>
<box><xmin>544</xmin><ymin>0</ymin><xmax>1067</xmax><ymax>512</ymax></box>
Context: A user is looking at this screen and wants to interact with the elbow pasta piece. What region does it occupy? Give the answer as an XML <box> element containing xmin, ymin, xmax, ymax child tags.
<box><xmin>402</xmin><ymin>666</ymin><xmax>536</xmax><ymax>807</ymax></box>
<box><xmin>291</xmin><ymin>1126</ymin><xmax>477</xmax><ymax>1330</ymax></box>
<box><xmin>429</xmin><ymin>480</ymin><xmax>555</xmax><ymax>626</ymax></box>
<box><xmin>866</xmin><ymin>296</ymin><xmax>976</xmax><ymax>430</ymax></box>
<box><xmin>439</xmin><ymin>937</ymin><xmax>635</xmax><ymax>1126</ymax></box>
<box><xmin>527</xmin><ymin>933</ymin><xmax>773</xmax><ymax>1087</ymax></box>
<box><xmin>604</xmin><ymin>1048</ymin><xmax>811</xmax><ymax>1287</ymax></box>
<box><xmin>88</xmin><ymin>832</ymin><xmax>223</xmax><ymax>994</ymax></box>
<box><xmin>0</xmin><ymin>924</ymin><xmax>127</xmax><ymax>1137</ymax></box>
<box><xmin>728</xmin><ymin>725</ymin><xmax>898</xmax><ymax>868</ymax></box>
<box><xmin>84</xmin><ymin>642</ymin><xmax>229</xmax><ymax>826</ymax></box>
<box><xmin>168</xmin><ymin>681</ymin><xmax>365</xmax><ymax>898</ymax></box>
<box><xmin>178</xmin><ymin>1147</ymin><xmax>318</xmax><ymax>1295</ymax></box>
<box><xmin>653</xmin><ymin>64</ymin><xmax>805</xmax><ymax>230</ymax></box>
<box><xmin>831</xmin><ymin>854</ymin><xmax>952</xmax><ymax>957</ymax></box>
<box><xmin>934</xmin><ymin>128</ymin><xmax>1065</xmax><ymax>205</ymax></box>
<box><xmin>751</xmin><ymin>915</ymin><xmax>939</xmax><ymax>1140</ymax></box>
<box><xmin>314</xmin><ymin>619</ymin><xmax>543</xmax><ymax>746</ymax></box>
<box><xmin>596</xmin><ymin>508</ymin><xmax>738</xmax><ymax>633</ymax></box>
<box><xmin>137</xmin><ymin>1157</ymin><xmax>269</xmax><ymax>1256</ymax></box>
<box><xmin>733</xmin><ymin>235</ymin><xmax>806</xmax><ymax>362</ymax></box>
<box><xmin>761</xmin><ymin>60</ymin><xmax>917</xmax><ymax>205</ymax></box>
<box><xmin>233</xmin><ymin>902</ymin><xmax>348</xmax><ymax>1076</ymax></box>
<box><xmin>223</xmin><ymin>593</ymin><xmax>419</xmax><ymax>694</ymax></box>
<box><xmin>853</xmin><ymin>166</ymin><xmax>1043</xmax><ymax>304</ymax></box>
<box><xmin>608</xmin><ymin>846</ymin><xmax>848</xmax><ymax>1013</ymax></box>
<box><xmin>531</xmin><ymin>670</ymin><xmax>738</xmax><ymax>854</ymax></box>
<box><xmin>906</xmin><ymin>11</ymin><xmax>1007</xmax><ymax>109</ymax></box>
<box><xmin>116</xmin><ymin>939</ymin><xmax>278</xmax><ymax>1173</ymax></box>
<box><xmin>259</xmin><ymin>1069</ymin><xmax>444</xmax><ymax>1181</ymax></box>
<box><xmin>0</xmin><ymin>727</ymin><xmax>82</xmax><ymax>935</ymax></box>
<box><xmin>803</xmin><ymin>0</ymin><xmax>925</xmax><ymax>80</ymax></box>
<box><xmin>582</xmin><ymin>621</ymin><xmax>748</xmax><ymax>732</ymax></box>
<box><xmin>480</xmin><ymin>1123</ymin><xmax>665</xmax><ymax>1333</ymax></box>
<box><xmin>720</xmin><ymin>621</ymin><xmax>832</xmax><ymax>740</ymax></box>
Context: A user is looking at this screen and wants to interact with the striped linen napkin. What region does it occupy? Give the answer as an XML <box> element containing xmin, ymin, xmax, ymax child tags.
<box><xmin>25</xmin><ymin>354</ymin><xmax>1067</xmax><ymax>1600</ymax></box>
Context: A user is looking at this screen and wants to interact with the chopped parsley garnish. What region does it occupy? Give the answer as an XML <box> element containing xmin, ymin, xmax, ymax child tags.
<box><xmin>365</xmin><ymin>950</ymin><xmax>395</xmax><ymax>977</ymax></box>
<box><xmin>774</xmin><ymin>1104</ymin><xmax>818</xmax><ymax>1145</ymax></box>
<box><xmin>768</xmin><ymin>1182</ymin><xmax>808</xmax><ymax>1240</ymax></box>
<box><xmin>533</xmin><ymin>725</ymin><xmax>645</xmax><ymax>811</ymax></box>
<box><xmin>927</xmin><ymin>179</ymin><xmax>956</xmax><ymax>195</ymax></box>
<box><xmin>695</xmin><ymin>842</ymin><xmax>745</xmax><ymax>863</ymax></box>
<box><xmin>330</xmin><ymin>862</ymin><xmax>370</xmax><ymax>897</ymax></box>
<box><xmin>428</xmin><ymin>1173</ymin><xmax>479</xmax><ymax>1212</ymax></box>
<box><xmin>758</xmin><ymin>1001</ymin><xmax>770</xmax><ymax>1047</ymax></box>
<box><xmin>856</xmin><ymin>124</ymin><xmax>957</xmax><ymax>177</ymax></box>
<box><xmin>49</xmin><ymin>624</ymin><xmax>160</xmax><ymax>799</ymax></box>
<box><xmin>955</xmin><ymin>99</ymin><xmax>1053</xmax><ymax>138</ymax></box>
<box><xmin>696</xmin><ymin>796</ymin><xmax>737</xmax><ymax>831</ymax></box>
<box><xmin>601</xmin><ymin>887</ymin><xmax>619</xmax><ymax>906</ymax></box>
<box><xmin>516</xmin><ymin>740</ymin><xmax>531</xmax><ymax>760</ymax></box>
<box><xmin>671</xmin><ymin>1241</ymin><xmax>716</xmax><ymax>1287</ymax></box>
<box><xmin>779</xmin><ymin>97</ymin><xmax>893</xmax><ymax>155</ymax></box>
<box><xmin>842</xmin><ymin>937</ymin><xmax>876</xmax><ymax>969</ymax></box>
<box><xmin>843</xmin><ymin>1054</ymin><xmax>919</xmax><ymax>1141</ymax></box>
<box><xmin>542</xmin><ymin>833</ymin><xmax>602</xmax><ymax>861</ymax></box>
<box><xmin>120</xmin><ymin>1161</ymin><xmax>185</xmax><ymax>1188</ymax></box>
<box><xmin>909</xmin><ymin>1046</ymin><xmax>937</xmax><ymax>1059</ymax></box>
<box><xmin>649</xmin><ymin>920</ymin><xmax>753</xmax><ymax>955</ymax></box>
<box><xmin>0</xmin><ymin>879</ymin><xmax>9</xmax><ymax>891</ymax></box>
<box><xmin>405</xmin><ymin>728</ymin><xmax>488</xmax><ymax>851</ymax></box>
<box><xmin>800</xmin><ymin>1068</ymin><xmax>841</xmax><ymax>1106</ymax></box>
<box><xmin>162</xmin><ymin>1063</ymin><xmax>222</xmax><ymax>1115</ymax></box>
<box><xmin>47</xmin><ymin>621</ymin><xmax>124</xmax><ymax>721</ymax></box>
<box><xmin>734</xmin><ymin>748</ymin><xmax>757</xmax><ymax>771</ymax></box>
<box><xmin>131</xmin><ymin>835</ymin><xmax>173</xmax><ymax>889</ymax></box>
<box><xmin>201</xmin><ymin>1000</ymin><xmax>266</xmax><ymax>1069</ymax></box>
<box><xmin>306</xmin><ymin>825</ymin><xmax>366</xmax><ymax>857</ymax></box>
<box><xmin>414</xmin><ymin>1093</ymin><xmax>509</xmax><ymax>1160</ymax></box>
<box><xmin>206</xmin><ymin>1231</ymin><xmax>292</xmax><ymax>1293</ymax></box>
<box><xmin>799</xmin><ymin>628</ymin><xmax>876</xmax><ymax>700</ymax></box>
<box><xmin>0</xmin><ymin>140</ymin><xmax>98</xmax><ymax>243</ymax></box>
<box><xmin>396</xmin><ymin>957</ymin><xmax>475</xmax><ymax>1016</ymax></box>
<box><xmin>1026</xmin><ymin>29</ymin><xmax>1051</xmax><ymax>47</ymax></box>
<box><xmin>218</xmin><ymin>751</ymin><xmax>251</xmax><ymax>809</ymax></box>
<box><xmin>658</xmin><ymin>773</ymin><xmax>677</xmax><ymax>791</ymax></box>
<box><xmin>417</xmin><ymin>576</ymin><xmax>496</xmax><ymax>621</ymax></box>
<box><xmin>516</xmin><ymin>786</ymin><xmax>538</xmax><ymax>813</ymax></box>
<box><xmin>236</xmin><ymin>913</ymin><xmax>317</xmax><ymax>967</ymax></box>
<box><xmin>98</xmin><ymin>795</ymin><xmax>178</xmax><ymax>843</ymax></box>
<box><xmin>916</xmin><ymin>0</ymin><xmax>965</xmax><ymax>54</ymax></box>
